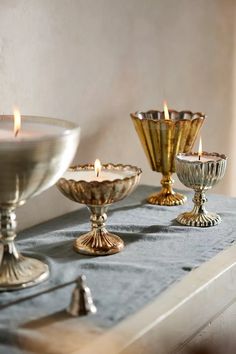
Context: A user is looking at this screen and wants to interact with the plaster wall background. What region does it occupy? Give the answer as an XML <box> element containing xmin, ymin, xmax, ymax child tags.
<box><xmin>0</xmin><ymin>0</ymin><xmax>234</xmax><ymax>229</ymax></box>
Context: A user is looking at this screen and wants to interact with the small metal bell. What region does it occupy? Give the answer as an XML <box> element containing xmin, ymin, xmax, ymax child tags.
<box><xmin>67</xmin><ymin>275</ymin><xmax>97</xmax><ymax>316</ymax></box>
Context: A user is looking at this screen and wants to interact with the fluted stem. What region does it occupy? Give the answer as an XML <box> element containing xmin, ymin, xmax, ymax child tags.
<box><xmin>0</xmin><ymin>208</ymin><xmax>19</xmax><ymax>262</ymax></box>
<box><xmin>147</xmin><ymin>173</ymin><xmax>186</xmax><ymax>206</ymax></box>
<box><xmin>0</xmin><ymin>207</ymin><xmax>49</xmax><ymax>290</ymax></box>
<box><xmin>89</xmin><ymin>206</ymin><xmax>108</xmax><ymax>236</ymax></box>
<box><xmin>160</xmin><ymin>173</ymin><xmax>174</xmax><ymax>196</ymax></box>
<box><xmin>73</xmin><ymin>205</ymin><xmax>124</xmax><ymax>256</ymax></box>
<box><xmin>176</xmin><ymin>188</ymin><xmax>221</xmax><ymax>227</ymax></box>
<box><xmin>192</xmin><ymin>190</ymin><xmax>208</xmax><ymax>215</ymax></box>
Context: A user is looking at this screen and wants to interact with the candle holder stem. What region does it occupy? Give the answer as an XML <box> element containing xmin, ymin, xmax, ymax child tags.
<box><xmin>147</xmin><ymin>173</ymin><xmax>187</xmax><ymax>206</ymax></box>
<box><xmin>73</xmin><ymin>206</ymin><xmax>124</xmax><ymax>256</ymax></box>
<box><xmin>0</xmin><ymin>207</ymin><xmax>49</xmax><ymax>291</ymax></box>
<box><xmin>90</xmin><ymin>206</ymin><xmax>108</xmax><ymax>236</ymax></box>
<box><xmin>192</xmin><ymin>190</ymin><xmax>207</xmax><ymax>215</ymax></box>
<box><xmin>176</xmin><ymin>189</ymin><xmax>221</xmax><ymax>227</ymax></box>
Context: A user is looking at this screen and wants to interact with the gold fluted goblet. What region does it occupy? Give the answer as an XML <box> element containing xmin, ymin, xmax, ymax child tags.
<box><xmin>131</xmin><ymin>109</ymin><xmax>205</xmax><ymax>206</ymax></box>
<box><xmin>175</xmin><ymin>152</ymin><xmax>227</xmax><ymax>227</ymax></box>
<box><xmin>57</xmin><ymin>163</ymin><xmax>142</xmax><ymax>256</ymax></box>
<box><xmin>0</xmin><ymin>115</ymin><xmax>80</xmax><ymax>290</ymax></box>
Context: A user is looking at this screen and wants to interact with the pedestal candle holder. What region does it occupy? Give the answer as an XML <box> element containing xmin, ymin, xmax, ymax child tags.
<box><xmin>57</xmin><ymin>163</ymin><xmax>142</xmax><ymax>256</ymax></box>
<box><xmin>0</xmin><ymin>115</ymin><xmax>80</xmax><ymax>290</ymax></box>
<box><xmin>131</xmin><ymin>110</ymin><xmax>205</xmax><ymax>206</ymax></box>
<box><xmin>175</xmin><ymin>152</ymin><xmax>227</xmax><ymax>227</ymax></box>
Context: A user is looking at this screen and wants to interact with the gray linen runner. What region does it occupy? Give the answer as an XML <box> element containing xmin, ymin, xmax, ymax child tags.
<box><xmin>0</xmin><ymin>185</ymin><xmax>236</xmax><ymax>353</ymax></box>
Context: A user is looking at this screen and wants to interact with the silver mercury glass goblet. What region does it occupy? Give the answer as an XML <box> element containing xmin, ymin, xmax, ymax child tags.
<box><xmin>0</xmin><ymin>115</ymin><xmax>80</xmax><ymax>290</ymax></box>
<box><xmin>175</xmin><ymin>152</ymin><xmax>227</xmax><ymax>227</ymax></box>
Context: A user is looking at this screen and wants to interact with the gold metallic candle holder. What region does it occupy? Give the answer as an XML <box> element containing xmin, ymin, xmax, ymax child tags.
<box><xmin>175</xmin><ymin>152</ymin><xmax>227</xmax><ymax>227</ymax></box>
<box><xmin>131</xmin><ymin>110</ymin><xmax>205</xmax><ymax>206</ymax></box>
<box><xmin>57</xmin><ymin>164</ymin><xmax>142</xmax><ymax>256</ymax></box>
<box><xmin>0</xmin><ymin>115</ymin><xmax>80</xmax><ymax>291</ymax></box>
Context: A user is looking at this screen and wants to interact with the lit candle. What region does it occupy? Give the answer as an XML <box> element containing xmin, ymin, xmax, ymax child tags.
<box><xmin>177</xmin><ymin>138</ymin><xmax>222</xmax><ymax>163</ymax></box>
<box><xmin>14</xmin><ymin>109</ymin><xmax>21</xmax><ymax>137</ymax></box>
<box><xmin>175</xmin><ymin>145</ymin><xmax>227</xmax><ymax>227</ymax></box>
<box><xmin>0</xmin><ymin>110</ymin><xmax>67</xmax><ymax>140</ymax></box>
<box><xmin>63</xmin><ymin>159</ymin><xmax>135</xmax><ymax>182</ymax></box>
<box><xmin>57</xmin><ymin>162</ymin><xmax>141</xmax><ymax>256</ymax></box>
<box><xmin>94</xmin><ymin>158</ymin><xmax>101</xmax><ymax>178</ymax></box>
<box><xmin>198</xmin><ymin>136</ymin><xmax>202</xmax><ymax>160</ymax></box>
<box><xmin>0</xmin><ymin>111</ymin><xmax>80</xmax><ymax>290</ymax></box>
<box><xmin>163</xmin><ymin>100</ymin><xmax>170</xmax><ymax>120</ymax></box>
<box><xmin>130</xmin><ymin>104</ymin><xmax>205</xmax><ymax>206</ymax></box>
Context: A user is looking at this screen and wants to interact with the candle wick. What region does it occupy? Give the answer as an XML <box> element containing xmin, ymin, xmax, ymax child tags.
<box><xmin>198</xmin><ymin>155</ymin><xmax>201</xmax><ymax>161</ymax></box>
<box><xmin>14</xmin><ymin>129</ymin><xmax>19</xmax><ymax>138</ymax></box>
<box><xmin>96</xmin><ymin>171</ymin><xmax>99</xmax><ymax>178</ymax></box>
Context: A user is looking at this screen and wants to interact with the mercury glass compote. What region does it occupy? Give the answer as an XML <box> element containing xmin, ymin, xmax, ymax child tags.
<box><xmin>0</xmin><ymin>115</ymin><xmax>80</xmax><ymax>290</ymax></box>
<box><xmin>131</xmin><ymin>109</ymin><xmax>205</xmax><ymax>206</ymax></box>
<box><xmin>175</xmin><ymin>152</ymin><xmax>227</xmax><ymax>227</ymax></box>
<box><xmin>57</xmin><ymin>163</ymin><xmax>142</xmax><ymax>256</ymax></box>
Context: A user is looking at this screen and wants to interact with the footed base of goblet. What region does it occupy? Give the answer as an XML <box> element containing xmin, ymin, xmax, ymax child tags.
<box><xmin>73</xmin><ymin>231</ymin><xmax>124</xmax><ymax>256</ymax></box>
<box><xmin>147</xmin><ymin>191</ymin><xmax>187</xmax><ymax>206</ymax></box>
<box><xmin>0</xmin><ymin>253</ymin><xmax>49</xmax><ymax>291</ymax></box>
<box><xmin>176</xmin><ymin>212</ymin><xmax>221</xmax><ymax>227</ymax></box>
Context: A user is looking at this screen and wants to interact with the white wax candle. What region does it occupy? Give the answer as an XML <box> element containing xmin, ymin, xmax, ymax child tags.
<box><xmin>0</xmin><ymin>121</ymin><xmax>66</xmax><ymax>140</ymax></box>
<box><xmin>63</xmin><ymin>169</ymin><xmax>134</xmax><ymax>182</ymax></box>
<box><xmin>178</xmin><ymin>155</ymin><xmax>222</xmax><ymax>163</ymax></box>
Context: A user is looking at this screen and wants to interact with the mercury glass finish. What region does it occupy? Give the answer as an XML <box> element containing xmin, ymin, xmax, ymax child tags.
<box><xmin>175</xmin><ymin>152</ymin><xmax>227</xmax><ymax>227</ymax></box>
<box><xmin>131</xmin><ymin>110</ymin><xmax>205</xmax><ymax>206</ymax></box>
<box><xmin>57</xmin><ymin>164</ymin><xmax>142</xmax><ymax>256</ymax></box>
<box><xmin>0</xmin><ymin>115</ymin><xmax>80</xmax><ymax>290</ymax></box>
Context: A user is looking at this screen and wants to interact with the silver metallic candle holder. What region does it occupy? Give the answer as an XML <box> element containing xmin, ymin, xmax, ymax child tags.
<box><xmin>0</xmin><ymin>115</ymin><xmax>80</xmax><ymax>291</ymax></box>
<box><xmin>57</xmin><ymin>164</ymin><xmax>141</xmax><ymax>256</ymax></box>
<box><xmin>175</xmin><ymin>152</ymin><xmax>227</xmax><ymax>227</ymax></box>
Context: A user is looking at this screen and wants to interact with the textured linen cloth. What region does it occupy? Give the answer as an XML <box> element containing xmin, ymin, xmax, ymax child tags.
<box><xmin>0</xmin><ymin>185</ymin><xmax>236</xmax><ymax>353</ymax></box>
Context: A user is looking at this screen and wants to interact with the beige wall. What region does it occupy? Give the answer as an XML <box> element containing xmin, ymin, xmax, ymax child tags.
<box><xmin>0</xmin><ymin>0</ymin><xmax>234</xmax><ymax>230</ymax></box>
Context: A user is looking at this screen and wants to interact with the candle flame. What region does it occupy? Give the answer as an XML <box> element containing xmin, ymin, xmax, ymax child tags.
<box><xmin>94</xmin><ymin>159</ymin><xmax>102</xmax><ymax>177</ymax></box>
<box><xmin>14</xmin><ymin>109</ymin><xmax>21</xmax><ymax>137</ymax></box>
<box><xmin>163</xmin><ymin>100</ymin><xmax>170</xmax><ymax>120</ymax></box>
<box><xmin>198</xmin><ymin>137</ymin><xmax>202</xmax><ymax>160</ymax></box>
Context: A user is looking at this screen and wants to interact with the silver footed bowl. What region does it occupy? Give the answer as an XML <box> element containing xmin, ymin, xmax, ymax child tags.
<box><xmin>57</xmin><ymin>164</ymin><xmax>142</xmax><ymax>256</ymax></box>
<box><xmin>0</xmin><ymin>115</ymin><xmax>80</xmax><ymax>291</ymax></box>
<box><xmin>175</xmin><ymin>152</ymin><xmax>227</xmax><ymax>227</ymax></box>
